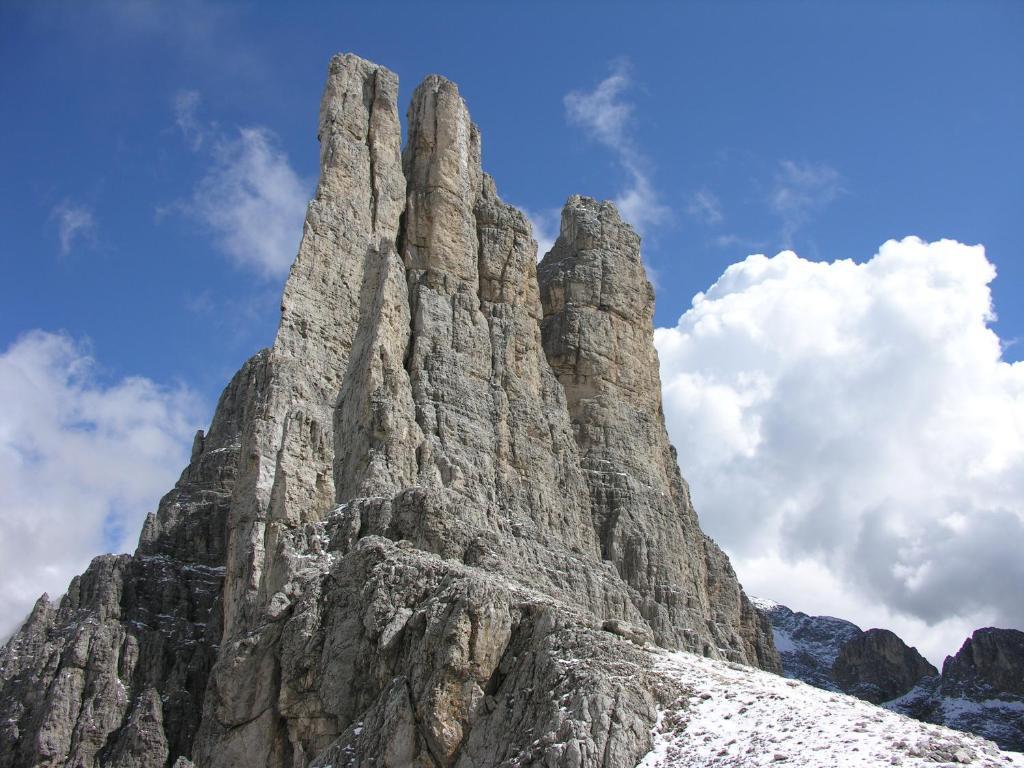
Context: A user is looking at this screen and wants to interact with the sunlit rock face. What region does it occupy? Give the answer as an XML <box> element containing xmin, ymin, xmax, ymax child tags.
<box><xmin>0</xmin><ymin>53</ymin><xmax>777</xmax><ymax>768</ymax></box>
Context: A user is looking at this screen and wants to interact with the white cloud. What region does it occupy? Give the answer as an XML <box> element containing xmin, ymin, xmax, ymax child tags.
<box><xmin>182</xmin><ymin>126</ymin><xmax>311</xmax><ymax>278</ymax></box>
<box><xmin>713</xmin><ymin>233</ymin><xmax>765</xmax><ymax>252</ymax></box>
<box><xmin>0</xmin><ymin>331</ymin><xmax>202</xmax><ymax>639</ymax></box>
<box><xmin>655</xmin><ymin>237</ymin><xmax>1024</xmax><ymax>665</ymax></box>
<box><xmin>769</xmin><ymin>159</ymin><xmax>844</xmax><ymax>245</ymax></box>
<box><xmin>173</xmin><ymin>89</ymin><xmax>205</xmax><ymax>150</ymax></box>
<box><xmin>51</xmin><ymin>201</ymin><xmax>96</xmax><ymax>255</ymax></box>
<box><xmin>565</xmin><ymin>60</ymin><xmax>669</xmax><ymax>234</ymax></box>
<box><xmin>522</xmin><ymin>206</ymin><xmax>560</xmax><ymax>261</ymax></box>
<box><xmin>687</xmin><ymin>188</ymin><xmax>724</xmax><ymax>225</ymax></box>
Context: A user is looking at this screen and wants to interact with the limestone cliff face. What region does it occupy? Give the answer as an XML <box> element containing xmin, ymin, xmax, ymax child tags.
<box><xmin>0</xmin><ymin>54</ymin><xmax>777</xmax><ymax>768</ymax></box>
<box><xmin>537</xmin><ymin>197</ymin><xmax>777</xmax><ymax>669</ymax></box>
<box><xmin>0</xmin><ymin>355</ymin><xmax>263</xmax><ymax>768</ymax></box>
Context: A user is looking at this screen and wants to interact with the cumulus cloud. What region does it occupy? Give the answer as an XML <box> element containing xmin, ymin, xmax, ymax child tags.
<box><xmin>769</xmin><ymin>159</ymin><xmax>844</xmax><ymax>245</ymax></box>
<box><xmin>565</xmin><ymin>60</ymin><xmax>669</xmax><ymax>233</ymax></box>
<box><xmin>687</xmin><ymin>188</ymin><xmax>724</xmax><ymax>225</ymax></box>
<box><xmin>0</xmin><ymin>331</ymin><xmax>202</xmax><ymax>638</ymax></box>
<box><xmin>654</xmin><ymin>237</ymin><xmax>1024</xmax><ymax>664</ymax></box>
<box><xmin>51</xmin><ymin>201</ymin><xmax>97</xmax><ymax>255</ymax></box>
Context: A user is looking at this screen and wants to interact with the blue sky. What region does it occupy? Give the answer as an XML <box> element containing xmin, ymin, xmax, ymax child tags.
<box><xmin>4</xmin><ymin>1</ymin><xmax>1022</xmax><ymax>392</ymax></box>
<box><xmin>1</xmin><ymin>1</ymin><xmax>1022</xmax><ymax>661</ymax></box>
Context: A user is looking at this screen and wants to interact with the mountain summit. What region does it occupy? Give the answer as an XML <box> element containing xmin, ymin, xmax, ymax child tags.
<box><xmin>5</xmin><ymin>54</ymin><xmax>1020</xmax><ymax>768</ymax></box>
<box><xmin>0</xmin><ymin>53</ymin><xmax>775</xmax><ymax>768</ymax></box>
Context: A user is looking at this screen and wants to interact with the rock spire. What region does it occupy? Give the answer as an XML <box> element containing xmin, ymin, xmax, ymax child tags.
<box><xmin>0</xmin><ymin>53</ymin><xmax>777</xmax><ymax>768</ymax></box>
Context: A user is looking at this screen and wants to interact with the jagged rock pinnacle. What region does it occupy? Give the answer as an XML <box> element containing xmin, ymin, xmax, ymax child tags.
<box><xmin>0</xmin><ymin>53</ymin><xmax>778</xmax><ymax>768</ymax></box>
<box><xmin>539</xmin><ymin>195</ymin><xmax>778</xmax><ymax>666</ymax></box>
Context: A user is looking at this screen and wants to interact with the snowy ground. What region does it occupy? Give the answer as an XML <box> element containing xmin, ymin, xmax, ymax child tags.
<box><xmin>637</xmin><ymin>649</ymin><xmax>1024</xmax><ymax>767</ymax></box>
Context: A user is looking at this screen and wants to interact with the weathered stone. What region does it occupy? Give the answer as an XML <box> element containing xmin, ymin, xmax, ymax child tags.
<box><xmin>831</xmin><ymin>628</ymin><xmax>937</xmax><ymax>703</ymax></box>
<box><xmin>0</xmin><ymin>353</ymin><xmax>262</xmax><ymax>767</ymax></box>
<box><xmin>943</xmin><ymin>628</ymin><xmax>1024</xmax><ymax>698</ymax></box>
<box><xmin>0</xmin><ymin>53</ymin><xmax>779</xmax><ymax>768</ymax></box>
<box><xmin>538</xmin><ymin>196</ymin><xmax>779</xmax><ymax>670</ymax></box>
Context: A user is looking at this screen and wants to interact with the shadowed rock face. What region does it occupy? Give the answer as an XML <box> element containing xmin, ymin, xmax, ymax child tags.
<box><xmin>0</xmin><ymin>354</ymin><xmax>263</xmax><ymax>768</ymax></box>
<box><xmin>913</xmin><ymin>628</ymin><xmax>1024</xmax><ymax>752</ymax></box>
<box><xmin>943</xmin><ymin>628</ymin><xmax>1024</xmax><ymax>698</ymax></box>
<box><xmin>755</xmin><ymin>600</ymin><xmax>863</xmax><ymax>692</ymax></box>
<box><xmin>831</xmin><ymin>628</ymin><xmax>937</xmax><ymax>704</ymax></box>
<box><xmin>0</xmin><ymin>54</ymin><xmax>776</xmax><ymax>768</ymax></box>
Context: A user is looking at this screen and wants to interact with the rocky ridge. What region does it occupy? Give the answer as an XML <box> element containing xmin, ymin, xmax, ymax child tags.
<box><xmin>757</xmin><ymin>600</ymin><xmax>1024</xmax><ymax>752</ymax></box>
<box><xmin>0</xmin><ymin>53</ymin><xmax>776</xmax><ymax>768</ymax></box>
<box><xmin>890</xmin><ymin>629</ymin><xmax>1024</xmax><ymax>753</ymax></box>
<box><xmin>833</xmin><ymin>628</ymin><xmax>938</xmax><ymax>705</ymax></box>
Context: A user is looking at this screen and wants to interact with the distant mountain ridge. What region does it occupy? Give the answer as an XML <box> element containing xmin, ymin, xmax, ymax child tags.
<box><xmin>755</xmin><ymin>599</ymin><xmax>1024</xmax><ymax>752</ymax></box>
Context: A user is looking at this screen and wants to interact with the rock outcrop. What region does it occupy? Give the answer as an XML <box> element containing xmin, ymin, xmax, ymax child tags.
<box><xmin>0</xmin><ymin>53</ymin><xmax>777</xmax><ymax>768</ymax></box>
<box><xmin>890</xmin><ymin>629</ymin><xmax>1024</xmax><ymax>753</ymax></box>
<box><xmin>758</xmin><ymin>601</ymin><xmax>1024</xmax><ymax>752</ymax></box>
<box><xmin>942</xmin><ymin>628</ymin><xmax>1024</xmax><ymax>698</ymax></box>
<box><xmin>831</xmin><ymin>628</ymin><xmax>937</xmax><ymax>704</ymax></box>
<box><xmin>538</xmin><ymin>198</ymin><xmax>776</xmax><ymax>669</ymax></box>
<box><xmin>0</xmin><ymin>354</ymin><xmax>261</xmax><ymax>767</ymax></box>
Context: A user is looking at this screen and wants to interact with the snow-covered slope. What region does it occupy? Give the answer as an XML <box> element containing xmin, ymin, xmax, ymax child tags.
<box><xmin>889</xmin><ymin>679</ymin><xmax>1024</xmax><ymax>756</ymax></box>
<box><xmin>638</xmin><ymin>649</ymin><xmax>1023</xmax><ymax>767</ymax></box>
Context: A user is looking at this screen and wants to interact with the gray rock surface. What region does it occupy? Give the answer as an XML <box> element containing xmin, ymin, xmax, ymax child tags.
<box><xmin>537</xmin><ymin>197</ymin><xmax>778</xmax><ymax>670</ymax></box>
<box><xmin>890</xmin><ymin>629</ymin><xmax>1024</xmax><ymax>752</ymax></box>
<box><xmin>943</xmin><ymin>628</ymin><xmax>1024</xmax><ymax>698</ymax></box>
<box><xmin>831</xmin><ymin>628</ymin><xmax>937</xmax><ymax>704</ymax></box>
<box><xmin>0</xmin><ymin>354</ymin><xmax>262</xmax><ymax>767</ymax></box>
<box><xmin>0</xmin><ymin>53</ymin><xmax>776</xmax><ymax>768</ymax></box>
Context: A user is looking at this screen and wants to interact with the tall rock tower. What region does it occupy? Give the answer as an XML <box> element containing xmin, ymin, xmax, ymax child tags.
<box><xmin>0</xmin><ymin>54</ymin><xmax>777</xmax><ymax>768</ymax></box>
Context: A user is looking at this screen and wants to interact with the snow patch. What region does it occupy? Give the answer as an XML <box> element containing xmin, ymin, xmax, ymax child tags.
<box><xmin>638</xmin><ymin>649</ymin><xmax>1023</xmax><ymax>767</ymax></box>
<box><xmin>749</xmin><ymin>596</ymin><xmax>779</xmax><ymax>612</ymax></box>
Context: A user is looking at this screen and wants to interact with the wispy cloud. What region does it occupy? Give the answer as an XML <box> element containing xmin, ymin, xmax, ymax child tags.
<box><xmin>522</xmin><ymin>206</ymin><xmax>561</xmax><ymax>261</ymax></box>
<box><xmin>96</xmin><ymin>0</ymin><xmax>261</xmax><ymax>79</ymax></box>
<box><xmin>166</xmin><ymin>93</ymin><xmax>311</xmax><ymax>278</ymax></box>
<box><xmin>51</xmin><ymin>201</ymin><xmax>96</xmax><ymax>255</ymax></box>
<box><xmin>565</xmin><ymin>60</ymin><xmax>669</xmax><ymax>234</ymax></box>
<box><xmin>687</xmin><ymin>188</ymin><xmax>724</xmax><ymax>225</ymax></box>
<box><xmin>189</xmin><ymin>128</ymin><xmax>309</xmax><ymax>277</ymax></box>
<box><xmin>770</xmin><ymin>160</ymin><xmax>844</xmax><ymax>245</ymax></box>
<box><xmin>713</xmin><ymin>233</ymin><xmax>766</xmax><ymax>252</ymax></box>
<box><xmin>173</xmin><ymin>89</ymin><xmax>205</xmax><ymax>150</ymax></box>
